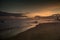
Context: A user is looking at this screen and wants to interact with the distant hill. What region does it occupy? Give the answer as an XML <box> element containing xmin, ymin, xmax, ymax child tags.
<box><xmin>48</xmin><ymin>14</ymin><xmax>60</xmax><ymax>21</ymax></box>
<box><xmin>34</xmin><ymin>14</ymin><xmax>60</xmax><ymax>20</ymax></box>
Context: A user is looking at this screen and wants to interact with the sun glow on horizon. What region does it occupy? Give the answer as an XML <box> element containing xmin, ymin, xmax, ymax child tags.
<box><xmin>25</xmin><ymin>5</ymin><xmax>60</xmax><ymax>18</ymax></box>
<box><xmin>25</xmin><ymin>10</ymin><xmax>59</xmax><ymax>18</ymax></box>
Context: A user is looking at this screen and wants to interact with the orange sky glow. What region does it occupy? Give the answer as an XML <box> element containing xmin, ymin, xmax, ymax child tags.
<box><xmin>25</xmin><ymin>4</ymin><xmax>60</xmax><ymax>18</ymax></box>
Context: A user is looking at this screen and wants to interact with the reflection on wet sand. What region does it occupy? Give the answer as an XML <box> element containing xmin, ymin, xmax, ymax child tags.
<box><xmin>0</xmin><ymin>17</ymin><xmax>59</xmax><ymax>39</ymax></box>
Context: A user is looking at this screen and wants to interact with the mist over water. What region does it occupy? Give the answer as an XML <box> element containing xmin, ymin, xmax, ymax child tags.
<box><xmin>0</xmin><ymin>18</ymin><xmax>37</xmax><ymax>38</ymax></box>
<box><xmin>0</xmin><ymin>17</ymin><xmax>59</xmax><ymax>38</ymax></box>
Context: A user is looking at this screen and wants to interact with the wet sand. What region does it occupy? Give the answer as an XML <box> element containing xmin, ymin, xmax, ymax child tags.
<box><xmin>4</xmin><ymin>22</ymin><xmax>60</xmax><ymax>40</ymax></box>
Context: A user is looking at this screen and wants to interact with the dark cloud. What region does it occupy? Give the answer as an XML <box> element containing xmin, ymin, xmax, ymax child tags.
<box><xmin>0</xmin><ymin>11</ymin><xmax>23</xmax><ymax>17</ymax></box>
<box><xmin>0</xmin><ymin>0</ymin><xmax>60</xmax><ymax>13</ymax></box>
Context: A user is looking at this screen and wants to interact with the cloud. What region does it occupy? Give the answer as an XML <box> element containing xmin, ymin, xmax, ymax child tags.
<box><xmin>0</xmin><ymin>11</ymin><xmax>27</xmax><ymax>17</ymax></box>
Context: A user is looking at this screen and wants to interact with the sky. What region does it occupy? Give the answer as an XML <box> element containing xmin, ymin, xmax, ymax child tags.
<box><xmin>0</xmin><ymin>0</ymin><xmax>60</xmax><ymax>17</ymax></box>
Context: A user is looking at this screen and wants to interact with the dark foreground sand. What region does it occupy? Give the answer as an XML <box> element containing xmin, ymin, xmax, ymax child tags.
<box><xmin>2</xmin><ymin>22</ymin><xmax>60</xmax><ymax>40</ymax></box>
